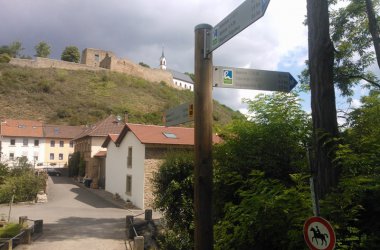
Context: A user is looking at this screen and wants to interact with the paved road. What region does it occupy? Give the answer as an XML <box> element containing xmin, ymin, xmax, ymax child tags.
<box><xmin>0</xmin><ymin>177</ymin><xmax>129</xmax><ymax>250</ymax></box>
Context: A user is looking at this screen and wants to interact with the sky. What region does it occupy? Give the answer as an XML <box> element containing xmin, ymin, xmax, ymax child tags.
<box><xmin>0</xmin><ymin>0</ymin><xmax>374</xmax><ymax>115</ymax></box>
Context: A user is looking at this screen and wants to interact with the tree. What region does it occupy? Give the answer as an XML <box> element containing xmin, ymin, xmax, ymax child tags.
<box><xmin>322</xmin><ymin>92</ymin><xmax>380</xmax><ymax>248</ymax></box>
<box><xmin>307</xmin><ymin>0</ymin><xmax>340</xmax><ymax>199</ymax></box>
<box><xmin>329</xmin><ymin>0</ymin><xmax>380</xmax><ymax>93</ymax></box>
<box><xmin>214</xmin><ymin>171</ymin><xmax>311</xmax><ymax>250</ymax></box>
<box><xmin>34</xmin><ymin>41</ymin><xmax>51</xmax><ymax>58</ymax></box>
<box><xmin>61</xmin><ymin>46</ymin><xmax>80</xmax><ymax>63</ymax></box>
<box><xmin>365</xmin><ymin>0</ymin><xmax>380</xmax><ymax>69</ymax></box>
<box><xmin>0</xmin><ymin>41</ymin><xmax>24</xmax><ymax>58</ymax></box>
<box><xmin>214</xmin><ymin>92</ymin><xmax>311</xmax><ymax>218</ymax></box>
<box><xmin>152</xmin><ymin>151</ymin><xmax>194</xmax><ymax>250</ymax></box>
<box><xmin>138</xmin><ymin>62</ymin><xmax>150</xmax><ymax>68</ymax></box>
<box><xmin>185</xmin><ymin>72</ymin><xmax>195</xmax><ymax>82</ymax></box>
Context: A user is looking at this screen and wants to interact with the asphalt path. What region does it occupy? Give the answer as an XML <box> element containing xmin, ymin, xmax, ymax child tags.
<box><xmin>0</xmin><ymin>176</ymin><xmax>129</xmax><ymax>250</ymax></box>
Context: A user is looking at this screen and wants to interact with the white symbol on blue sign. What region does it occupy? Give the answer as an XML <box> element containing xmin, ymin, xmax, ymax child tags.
<box><xmin>223</xmin><ymin>70</ymin><xmax>233</xmax><ymax>84</ymax></box>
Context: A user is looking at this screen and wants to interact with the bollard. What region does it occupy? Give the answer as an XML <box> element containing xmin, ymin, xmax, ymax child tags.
<box><xmin>133</xmin><ymin>236</ymin><xmax>144</xmax><ymax>250</ymax></box>
<box><xmin>144</xmin><ymin>209</ymin><xmax>152</xmax><ymax>221</ymax></box>
<box><xmin>34</xmin><ymin>220</ymin><xmax>43</xmax><ymax>234</ymax></box>
<box><xmin>21</xmin><ymin>228</ymin><xmax>32</xmax><ymax>244</ymax></box>
<box><xmin>126</xmin><ymin>215</ymin><xmax>134</xmax><ymax>239</ymax></box>
<box><xmin>7</xmin><ymin>239</ymin><xmax>13</xmax><ymax>250</ymax></box>
<box><xmin>18</xmin><ymin>216</ymin><xmax>28</xmax><ymax>228</ymax></box>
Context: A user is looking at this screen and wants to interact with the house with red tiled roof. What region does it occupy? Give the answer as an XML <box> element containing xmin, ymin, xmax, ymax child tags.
<box><xmin>0</xmin><ymin>119</ymin><xmax>83</xmax><ymax>167</ymax></box>
<box><xmin>43</xmin><ymin>125</ymin><xmax>84</xmax><ymax>167</ymax></box>
<box><xmin>102</xmin><ymin>123</ymin><xmax>221</xmax><ymax>209</ymax></box>
<box><xmin>73</xmin><ymin>115</ymin><xmax>124</xmax><ymax>187</ymax></box>
<box><xmin>0</xmin><ymin>119</ymin><xmax>44</xmax><ymax>166</ymax></box>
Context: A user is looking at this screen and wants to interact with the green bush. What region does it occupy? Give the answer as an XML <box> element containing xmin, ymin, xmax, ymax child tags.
<box><xmin>0</xmin><ymin>53</ymin><xmax>11</xmax><ymax>63</ymax></box>
<box><xmin>0</xmin><ymin>160</ymin><xmax>45</xmax><ymax>204</ymax></box>
<box><xmin>152</xmin><ymin>151</ymin><xmax>194</xmax><ymax>250</ymax></box>
<box><xmin>0</xmin><ymin>223</ymin><xmax>22</xmax><ymax>238</ymax></box>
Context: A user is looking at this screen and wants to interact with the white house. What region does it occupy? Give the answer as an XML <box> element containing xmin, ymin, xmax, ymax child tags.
<box><xmin>0</xmin><ymin>119</ymin><xmax>45</xmax><ymax>167</ymax></box>
<box><xmin>0</xmin><ymin>119</ymin><xmax>84</xmax><ymax>168</ymax></box>
<box><xmin>102</xmin><ymin>123</ymin><xmax>221</xmax><ymax>209</ymax></box>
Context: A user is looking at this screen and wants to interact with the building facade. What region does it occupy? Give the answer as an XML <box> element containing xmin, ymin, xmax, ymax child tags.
<box><xmin>103</xmin><ymin>123</ymin><xmax>221</xmax><ymax>209</ymax></box>
<box><xmin>43</xmin><ymin>125</ymin><xmax>84</xmax><ymax>167</ymax></box>
<box><xmin>73</xmin><ymin>115</ymin><xmax>124</xmax><ymax>186</ymax></box>
<box><xmin>0</xmin><ymin>119</ymin><xmax>83</xmax><ymax>167</ymax></box>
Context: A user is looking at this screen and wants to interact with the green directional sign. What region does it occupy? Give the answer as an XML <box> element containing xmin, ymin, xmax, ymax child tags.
<box><xmin>164</xmin><ymin>103</ymin><xmax>194</xmax><ymax>127</ymax></box>
<box><xmin>213</xmin><ymin>66</ymin><xmax>298</xmax><ymax>92</ymax></box>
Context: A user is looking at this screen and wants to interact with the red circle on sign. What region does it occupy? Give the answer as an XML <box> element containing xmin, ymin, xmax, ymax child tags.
<box><xmin>303</xmin><ymin>216</ymin><xmax>336</xmax><ymax>250</ymax></box>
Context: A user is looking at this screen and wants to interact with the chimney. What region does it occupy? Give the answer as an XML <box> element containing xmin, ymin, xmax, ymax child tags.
<box><xmin>124</xmin><ymin>111</ymin><xmax>129</xmax><ymax>123</ymax></box>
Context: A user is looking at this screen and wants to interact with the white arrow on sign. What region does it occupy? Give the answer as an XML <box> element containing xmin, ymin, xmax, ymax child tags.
<box><xmin>208</xmin><ymin>0</ymin><xmax>270</xmax><ymax>53</ymax></box>
<box><xmin>213</xmin><ymin>66</ymin><xmax>298</xmax><ymax>92</ymax></box>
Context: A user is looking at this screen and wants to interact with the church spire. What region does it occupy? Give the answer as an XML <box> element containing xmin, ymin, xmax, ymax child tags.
<box><xmin>159</xmin><ymin>46</ymin><xmax>167</xmax><ymax>70</ymax></box>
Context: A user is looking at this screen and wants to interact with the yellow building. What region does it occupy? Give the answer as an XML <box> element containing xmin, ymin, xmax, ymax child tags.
<box><xmin>43</xmin><ymin>125</ymin><xmax>84</xmax><ymax>167</ymax></box>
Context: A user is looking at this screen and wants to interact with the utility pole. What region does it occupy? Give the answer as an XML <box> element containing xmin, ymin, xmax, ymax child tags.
<box><xmin>194</xmin><ymin>23</ymin><xmax>213</xmax><ymax>250</ymax></box>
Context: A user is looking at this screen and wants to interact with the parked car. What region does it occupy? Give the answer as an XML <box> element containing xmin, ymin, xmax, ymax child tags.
<box><xmin>46</xmin><ymin>168</ymin><xmax>62</xmax><ymax>176</ymax></box>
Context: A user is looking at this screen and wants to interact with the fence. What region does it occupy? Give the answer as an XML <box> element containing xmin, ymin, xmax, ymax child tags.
<box><xmin>125</xmin><ymin>209</ymin><xmax>154</xmax><ymax>250</ymax></box>
<box><xmin>0</xmin><ymin>216</ymin><xmax>43</xmax><ymax>250</ymax></box>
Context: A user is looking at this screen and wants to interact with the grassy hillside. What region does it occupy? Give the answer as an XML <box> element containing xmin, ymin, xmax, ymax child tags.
<box><xmin>0</xmin><ymin>63</ymin><xmax>242</xmax><ymax>126</ymax></box>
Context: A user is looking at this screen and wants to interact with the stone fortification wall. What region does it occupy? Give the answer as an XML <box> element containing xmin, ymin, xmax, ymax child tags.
<box><xmin>10</xmin><ymin>57</ymin><xmax>105</xmax><ymax>71</ymax></box>
<box><xmin>81</xmin><ymin>48</ymin><xmax>115</xmax><ymax>67</ymax></box>
<box><xmin>107</xmin><ymin>57</ymin><xmax>173</xmax><ymax>84</ymax></box>
<box><xmin>9</xmin><ymin>48</ymin><xmax>175</xmax><ymax>86</ymax></box>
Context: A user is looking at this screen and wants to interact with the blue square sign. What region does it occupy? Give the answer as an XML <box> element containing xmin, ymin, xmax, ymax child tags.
<box><xmin>223</xmin><ymin>69</ymin><xmax>233</xmax><ymax>85</ymax></box>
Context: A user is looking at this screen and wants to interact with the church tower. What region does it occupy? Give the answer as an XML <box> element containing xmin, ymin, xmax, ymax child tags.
<box><xmin>159</xmin><ymin>47</ymin><xmax>167</xmax><ymax>70</ymax></box>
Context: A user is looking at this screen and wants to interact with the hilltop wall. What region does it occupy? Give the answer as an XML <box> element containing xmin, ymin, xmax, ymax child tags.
<box><xmin>103</xmin><ymin>56</ymin><xmax>173</xmax><ymax>84</ymax></box>
<box><xmin>10</xmin><ymin>57</ymin><xmax>105</xmax><ymax>71</ymax></box>
<box><xmin>9</xmin><ymin>49</ymin><xmax>174</xmax><ymax>85</ymax></box>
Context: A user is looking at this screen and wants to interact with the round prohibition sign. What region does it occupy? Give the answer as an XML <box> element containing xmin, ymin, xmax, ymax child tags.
<box><xmin>304</xmin><ymin>216</ymin><xmax>336</xmax><ymax>250</ymax></box>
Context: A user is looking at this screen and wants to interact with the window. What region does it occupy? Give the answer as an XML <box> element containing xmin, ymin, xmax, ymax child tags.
<box><xmin>127</xmin><ymin>147</ymin><xmax>132</xmax><ymax>168</ymax></box>
<box><xmin>50</xmin><ymin>153</ymin><xmax>54</xmax><ymax>160</ymax></box>
<box><xmin>95</xmin><ymin>54</ymin><xmax>100</xmax><ymax>62</ymax></box>
<box><xmin>126</xmin><ymin>175</ymin><xmax>132</xmax><ymax>195</ymax></box>
<box><xmin>50</xmin><ymin>140</ymin><xmax>55</xmax><ymax>147</ymax></box>
<box><xmin>69</xmin><ymin>141</ymin><xmax>74</xmax><ymax>148</ymax></box>
<box><xmin>163</xmin><ymin>132</ymin><xmax>177</xmax><ymax>139</ymax></box>
<box><xmin>23</xmin><ymin>138</ymin><xmax>28</xmax><ymax>146</ymax></box>
<box><xmin>60</xmin><ymin>141</ymin><xmax>64</xmax><ymax>147</ymax></box>
<box><xmin>9</xmin><ymin>153</ymin><xmax>14</xmax><ymax>160</ymax></box>
<box><xmin>59</xmin><ymin>153</ymin><xmax>63</xmax><ymax>160</ymax></box>
<box><xmin>10</xmin><ymin>139</ymin><xmax>15</xmax><ymax>146</ymax></box>
<box><xmin>34</xmin><ymin>139</ymin><xmax>39</xmax><ymax>146</ymax></box>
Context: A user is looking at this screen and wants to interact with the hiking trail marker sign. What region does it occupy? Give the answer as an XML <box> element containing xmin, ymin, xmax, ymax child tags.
<box><xmin>304</xmin><ymin>216</ymin><xmax>336</xmax><ymax>250</ymax></box>
<box><xmin>164</xmin><ymin>103</ymin><xmax>194</xmax><ymax>127</ymax></box>
<box><xmin>213</xmin><ymin>66</ymin><xmax>297</xmax><ymax>92</ymax></box>
<box><xmin>208</xmin><ymin>0</ymin><xmax>271</xmax><ymax>53</ymax></box>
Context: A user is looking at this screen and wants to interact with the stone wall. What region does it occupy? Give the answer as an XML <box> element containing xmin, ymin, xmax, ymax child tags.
<box><xmin>10</xmin><ymin>57</ymin><xmax>105</xmax><ymax>71</ymax></box>
<box><xmin>81</xmin><ymin>48</ymin><xmax>115</xmax><ymax>67</ymax></box>
<box><xmin>105</xmin><ymin>56</ymin><xmax>173</xmax><ymax>84</ymax></box>
<box><xmin>144</xmin><ymin>159</ymin><xmax>163</xmax><ymax>209</ymax></box>
<box><xmin>10</xmin><ymin>49</ymin><xmax>174</xmax><ymax>86</ymax></box>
